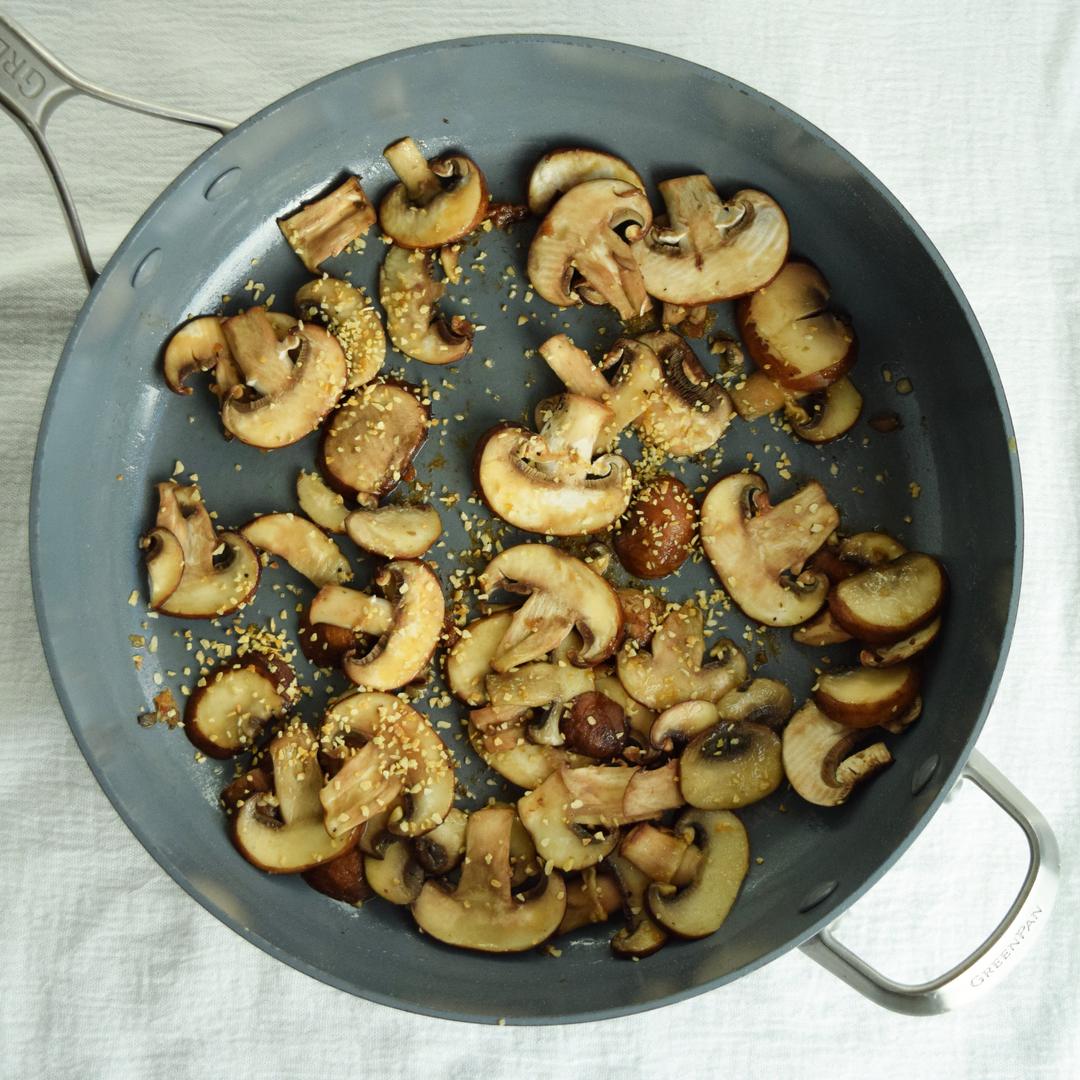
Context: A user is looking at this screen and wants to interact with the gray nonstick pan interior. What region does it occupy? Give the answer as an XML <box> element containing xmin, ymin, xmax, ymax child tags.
<box><xmin>30</xmin><ymin>36</ymin><xmax>1020</xmax><ymax>1024</ymax></box>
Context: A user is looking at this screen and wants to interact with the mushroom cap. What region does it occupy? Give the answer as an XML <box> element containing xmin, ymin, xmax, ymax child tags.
<box><xmin>633</xmin><ymin>178</ymin><xmax>789</xmax><ymax>305</ymax></box>
<box><xmin>700</xmin><ymin>473</ymin><xmax>839</xmax><ymax>627</ymax></box>
<box><xmin>476</xmin><ymin>393</ymin><xmax>633</xmax><ymax>536</ymax></box>
<box><xmin>379</xmin><ymin>244</ymin><xmax>473</xmax><ymax>365</ymax></box>
<box><xmin>162</xmin><ymin>315</ymin><xmax>232</xmax><ymax>396</ymax></box>
<box><xmin>295</xmin><ymin>277</ymin><xmax>386</xmax><ymax>389</ymax></box>
<box><xmin>479</xmin><ymin>544</ymin><xmax>623</xmax><ymax>667</ymax></box>
<box><xmin>221</xmin><ymin>323</ymin><xmax>348</xmax><ymax>449</ymax></box>
<box><xmin>341</xmin><ymin>560</ymin><xmax>444</xmax><ymax>691</ymax></box>
<box><xmin>527</xmin><ymin>147</ymin><xmax>644</xmax><ymax>216</ymax></box>
<box><xmin>379</xmin><ymin>139</ymin><xmax>490</xmax><ymax>249</ymax></box>
<box><xmin>411</xmin><ymin>806</ymin><xmax>566</xmax><ymax>953</ymax></box>
<box><xmin>527</xmin><ymin>178</ymin><xmax>654</xmax><ymax>320</ymax></box>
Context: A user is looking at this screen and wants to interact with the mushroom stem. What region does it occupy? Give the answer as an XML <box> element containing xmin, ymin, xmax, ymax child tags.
<box><xmin>384</xmin><ymin>137</ymin><xmax>443</xmax><ymax>204</ymax></box>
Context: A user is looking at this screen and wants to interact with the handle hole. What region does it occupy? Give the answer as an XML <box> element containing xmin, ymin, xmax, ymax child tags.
<box><xmin>204</xmin><ymin>166</ymin><xmax>242</xmax><ymax>201</ymax></box>
<box><xmin>131</xmin><ymin>247</ymin><xmax>161</xmax><ymax>287</ymax></box>
<box><xmin>911</xmin><ymin>753</ymin><xmax>940</xmax><ymax>795</ymax></box>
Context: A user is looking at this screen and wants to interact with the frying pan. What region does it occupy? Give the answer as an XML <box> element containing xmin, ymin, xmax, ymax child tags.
<box><xmin>7</xmin><ymin>17</ymin><xmax>1059</xmax><ymax>1024</ymax></box>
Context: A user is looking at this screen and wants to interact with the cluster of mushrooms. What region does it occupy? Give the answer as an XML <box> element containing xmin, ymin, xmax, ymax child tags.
<box><xmin>143</xmin><ymin>137</ymin><xmax>946</xmax><ymax>956</ymax></box>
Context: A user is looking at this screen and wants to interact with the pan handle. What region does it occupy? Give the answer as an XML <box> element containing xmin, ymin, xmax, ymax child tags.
<box><xmin>800</xmin><ymin>750</ymin><xmax>1058</xmax><ymax>1015</ymax></box>
<box><xmin>0</xmin><ymin>14</ymin><xmax>234</xmax><ymax>288</ymax></box>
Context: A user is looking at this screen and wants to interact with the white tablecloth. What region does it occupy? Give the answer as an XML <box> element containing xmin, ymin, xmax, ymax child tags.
<box><xmin>2</xmin><ymin>1</ymin><xmax>1077</xmax><ymax>1076</ymax></box>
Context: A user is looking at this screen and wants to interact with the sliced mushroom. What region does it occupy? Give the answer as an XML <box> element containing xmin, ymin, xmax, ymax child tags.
<box><xmin>476</xmin><ymin>394</ymin><xmax>632</xmax><ymax>535</ymax></box>
<box><xmin>782</xmin><ymin>701</ymin><xmax>893</xmax><ymax>806</ymax></box>
<box><xmin>479</xmin><ymin>544</ymin><xmax>622</xmax><ymax>668</ymax></box>
<box><xmin>840</xmin><ymin>531</ymin><xmax>908</xmax><ymax>567</ymax></box>
<box><xmin>614</xmin><ymin>473</ymin><xmax>696</xmax><ymax>579</ymax></box>
<box><xmin>379</xmin><ymin>137</ymin><xmax>489</xmax><ymax>249</ymax></box>
<box><xmin>814</xmin><ymin>664</ymin><xmax>921</xmax><ymax>728</ymax></box>
<box><xmin>679</xmin><ymin>721</ymin><xmax>783</xmax><ymax>809</ymax></box>
<box><xmin>320</xmin><ymin>690</ymin><xmax>453</xmax><ymax>838</ymax></box>
<box><xmin>295</xmin><ymin>277</ymin><xmax>386</xmax><ymax>388</ymax></box>
<box><xmin>557</xmin><ymin>868</ymin><xmax>623</xmax><ymax>935</ymax></box>
<box><xmin>528</xmin><ymin>177</ymin><xmax>653</xmax><ymax>320</ymax></box>
<box><xmin>303</xmin><ymin>847</ymin><xmax>372</xmax><ymax>905</ymax></box>
<box><xmin>538</xmin><ymin>334</ymin><xmax>663</xmax><ymax>452</ymax></box>
<box><xmin>345</xmin><ymin>504</ymin><xmax>442</xmax><ymax>559</ymax></box>
<box><xmin>162</xmin><ymin>316</ymin><xmax>233</xmax><ymax>396</ymax></box>
<box><xmin>468</xmin><ymin>705</ymin><xmax>580</xmax><ymax>789</ymax></box>
<box><xmin>649</xmin><ymin>700</ymin><xmax>720</xmax><ymax>753</ymax></box>
<box><xmin>790</xmin><ymin>377</ymin><xmax>863</xmax><ymax>443</ymax></box>
<box><xmin>411</xmin><ymin>806</ymin><xmax>566</xmax><ymax>953</ymax></box>
<box><xmin>633</xmin><ymin>178</ymin><xmax>788</xmax><ymax>304</ymax></box>
<box><xmin>792</xmin><ymin>607</ymin><xmax>854</xmax><ymax>646</ymax></box>
<box><xmin>412</xmin><ymin>807</ymin><xmax>468</xmax><ymax>875</ymax></box>
<box><xmin>617</xmin><ymin>602</ymin><xmax>747</xmax><ymax>710</ymax></box>
<box><xmin>829</xmin><ymin>553</ymin><xmax>947</xmax><ymax>644</ymax></box>
<box><xmin>445</xmin><ymin>611</ymin><xmax>515</xmax><ymax>705</ymax></box>
<box><xmin>295</xmin><ymin>470</ymin><xmax>350</xmax><ymax>535</ymax></box>
<box><xmin>279</xmin><ymin>176</ymin><xmax>376</xmax><ymax>272</ymax></box>
<box><xmin>662</xmin><ymin>302</ymin><xmax>712</xmax><ymax>338</ymax></box>
<box><xmin>527</xmin><ymin>147</ymin><xmax>644</xmax><ymax>216</ymax></box>
<box><xmin>379</xmin><ymin>244</ymin><xmax>473</xmax><ymax>365</ymax></box>
<box><xmin>737</xmin><ymin>261</ymin><xmax>856</xmax><ymax>392</ymax></box>
<box><xmin>308</xmin><ymin>583</ymin><xmax>395</xmax><ymax>637</ymax></box>
<box><xmin>184</xmin><ymin>653</ymin><xmax>297</xmax><ymax>758</ymax></box>
<box><xmin>241</xmin><ymin>513</ymin><xmax>352</xmax><ymax>587</ymax></box>
<box><xmin>615</xmin><ymin>587</ymin><xmax>663</xmax><ymax>651</ymax></box>
<box><xmin>715</xmin><ymin>678</ymin><xmax>794</xmax><ymax>730</ymax></box>
<box><xmin>342</xmin><ymin>561</ymin><xmax>444</xmax><ymax>691</ymax></box>
<box><xmin>608</xmin><ymin>854</ymin><xmax>669</xmax><ymax>958</ymax></box>
<box><xmin>149</xmin><ymin>482</ymin><xmax>259</xmax><ymax>618</ymax></box>
<box><xmin>559</xmin><ymin>691</ymin><xmax>628</xmax><ymax>760</ymax></box>
<box><xmin>620</xmin><ymin>824</ymin><xmax>700</xmax><ymax>886</ymax></box>
<box><xmin>232</xmin><ymin>725</ymin><xmax>357</xmax><ymax>873</ymax></box>
<box><xmin>700</xmin><ymin>473</ymin><xmax>839</xmax><ymax>626</ymax></box>
<box><xmin>219</xmin><ymin>309</ymin><xmax>348</xmax><ymax>449</ymax></box>
<box><xmin>595</xmin><ymin>671</ymin><xmax>657</xmax><ymax>745</ymax></box>
<box><xmin>880</xmin><ymin>695</ymin><xmax>924</xmax><ymax>735</ymax></box>
<box><xmin>486</xmin><ymin>661</ymin><xmax>594</xmax><ymax>747</ymax></box>
<box><xmin>558</xmin><ymin>761</ymin><xmax>681</xmax><ymax>826</ymax></box>
<box><xmin>861</xmin><ymin>617</ymin><xmax>941</xmax><ymax>667</ymax></box>
<box><xmin>319</xmin><ymin>381</ymin><xmax>429</xmax><ymax>499</ymax></box>
<box><xmin>364</xmin><ymin>838</ymin><xmax>424</xmax><ymax>905</ymax></box>
<box><xmin>646</xmin><ymin>808</ymin><xmax>749</xmax><ymax>938</ymax></box>
<box><xmin>730</xmin><ymin>369</ymin><xmax>792</xmax><ymax>421</ymax></box>
<box><xmin>634</xmin><ymin>330</ymin><xmax>733</xmax><ymax>456</ymax></box>
<box><xmin>143</xmin><ymin>527</ymin><xmax>184</xmax><ymax>609</ymax></box>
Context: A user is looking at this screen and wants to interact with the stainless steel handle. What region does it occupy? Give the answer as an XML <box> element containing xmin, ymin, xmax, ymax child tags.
<box><xmin>0</xmin><ymin>14</ymin><xmax>234</xmax><ymax>287</ymax></box>
<box><xmin>800</xmin><ymin>750</ymin><xmax>1058</xmax><ymax>1015</ymax></box>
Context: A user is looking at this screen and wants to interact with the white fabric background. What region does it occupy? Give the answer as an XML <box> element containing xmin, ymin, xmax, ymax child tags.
<box><xmin>1</xmin><ymin>1</ymin><xmax>1077</xmax><ymax>1077</ymax></box>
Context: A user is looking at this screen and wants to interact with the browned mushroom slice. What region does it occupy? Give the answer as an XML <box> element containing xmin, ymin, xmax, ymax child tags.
<box><xmin>468</xmin><ymin>705</ymin><xmax>578</xmax><ymax>789</ymax></box>
<box><xmin>364</xmin><ymin>838</ymin><xmax>425</xmax><ymax>905</ymax></box>
<box><xmin>486</xmin><ymin>662</ymin><xmax>594</xmax><ymax>748</ymax></box>
<box><xmin>646</xmin><ymin>808</ymin><xmax>749</xmax><ymax>938</ymax></box>
<box><xmin>662</xmin><ymin>302</ymin><xmax>712</xmax><ymax>338</ymax></box>
<box><xmin>319</xmin><ymin>381</ymin><xmax>429</xmax><ymax>499</ymax></box>
<box><xmin>617</xmin><ymin>601</ymin><xmax>747</xmax><ymax>710</ymax></box>
<box><xmin>380</xmin><ymin>244</ymin><xmax>473</xmax><ymax>365</ymax></box>
<box><xmin>557</xmin><ymin>868</ymin><xmax>624</xmax><ymax>934</ymax></box>
<box><xmin>527</xmin><ymin>147</ymin><xmax>644</xmax><ymax>216</ymax></box>
<box><xmin>792</xmin><ymin>607</ymin><xmax>854</xmax><ymax>646</ymax></box>
<box><xmin>634</xmin><ymin>330</ymin><xmax>734</xmax><ymax>456</ymax></box>
<box><xmin>737</xmin><ymin>261</ymin><xmax>856</xmax><ymax>393</ymax></box>
<box><xmin>700</xmin><ymin>473</ymin><xmax>839</xmax><ymax>626</ymax></box>
<box><xmin>411</xmin><ymin>806</ymin><xmax>566</xmax><ymax>953</ymax></box>
<box><xmin>162</xmin><ymin>315</ymin><xmax>233</xmax><ymax>396</ymax></box>
<box><xmin>559</xmin><ymin>761</ymin><xmax>682</xmax><ymax>827</ymax></box>
<box><xmin>320</xmin><ymin>690</ymin><xmax>453</xmax><ymax>839</ymax></box>
<box><xmin>614</xmin><ymin>473</ymin><xmax>696</xmax><ymax>579</ymax></box>
<box><xmin>620</xmin><ymin>824</ymin><xmax>701</xmax><ymax>886</ymax></box>
<box><xmin>476</xmin><ymin>394</ymin><xmax>632</xmax><ymax>536</ymax></box>
<box><xmin>295</xmin><ymin>470</ymin><xmax>350</xmax><ymax>535</ymax></box>
<box><xmin>413</xmin><ymin>807</ymin><xmax>468</xmax><ymax>875</ymax></box>
<box><xmin>232</xmin><ymin>725</ymin><xmax>357</xmax><ymax>873</ymax></box>
<box><xmin>220</xmin><ymin>310</ymin><xmax>348</xmax><ymax>449</ymax></box>
<box><xmin>143</xmin><ymin>527</ymin><xmax>184</xmax><ymax>609</ymax></box>
<box><xmin>379</xmin><ymin>137</ymin><xmax>490</xmax><ymax>249</ymax></box>
<box><xmin>538</xmin><ymin>334</ymin><xmax>663</xmax><ymax>452</ymax></box>
<box><xmin>445</xmin><ymin>611</ymin><xmax>515</xmax><ymax>705</ymax></box>
<box><xmin>861</xmin><ymin>617</ymin><xmax>942</xmax><ymax>667</ymax></box>
<box><xmin>279</xmin><ymin>176</ymin><xmax>376</xmax><ymax>272</ymax></box>
<box><xmin>559</xmin><ymin>691</ymin><xmax>628</xmax><ymax>760</ymax></box>
<box><xmin>649</xmin><ymin>700</ymin><xmax>720</xmax><ymax>753</ymax></box>
<box><xmin>479</xmin><ymin>544</ymin><xmax>623</xmax><ymax>669</ymax></box>
<box><xmin>730</xmin><ymin>369</ymin><xmax>793</xmax><ymax>422</ymax></box>
<box><xmin>295</xmin><ymin>277</ymin><xmax>386</xmax><ymax>389</ymax></box>
<box><xmin>149</xmin><ymin>482</ymin><xmax>259</xmax><ymax>618</ymax></box>
<box><xmin>342</xmin><ymin>561</ymin><xmax>445</xmax><ymax>691</ymax></box>
<box><xmin>633</xmin><ymin>178</ymin><xmax>788</xmax><ymax>304</ymax></box>
<box><xmin>829</xmin><ymin>553</ymin><xmax>947</xmax><ymax>644</ymax></box>
<box><xmin>814</xmin><ymin>664</ymin><xmax>921</xmax><ymax>728</ymax></box>
<box><xmin>616</xmin><ymin>587</ymin><xmax>664</xmax><ymax>650</ymax></box>
<box><xmin>308</xmin><ymin>583</ymin><xmax>394</xmax><ymax>636</ymax></box>
<box><xmin>303</xmin><ymin>847</ymin><xmax>372</xmax><ymax>905</ymax></box>
<box><xmin>608</xmin><ymin>854</ymin><xmax>669</xmax><ymax>958</ymax></box>
<box><xmin>840</xmin><ymin>531</ymin><xmax>908</xmax><ymax>567</ymax></box>
<box><xmin>716</xmin><ymin>678</ymin><xmax>795</xmax><ymax>730</ymax></box>
<box><xmin>790</xmin><ymin>377</ymin><xmax>863</xmax><ymax>443</ymax></box>
<box><xmin>185</xmin><ymin>653</ymin><xmax>297</xmax><ymax>758</ymax></box>
<box><xmin>595</xmin><ymin>672</ymin><xmax>657</xmax><ymax>747</ymax></box>
<box><xmin>528</xmin><ymin>178</ymin><xmax>653</xmax><ymax>320</ymax></box>
<box><xmin>679</xmin><ymin>721</ymin><xmax>783</xmax><ymax>809</ymax></box>
<box><xmin>345</xmin><ymin>504</ymin><xmax>442</xmax><ymax>559</ymax></box>
<box><xmin>783</xmin><ymin>701</ymin><xmax>893</xmax><ymax>806</ymax></box>
<box><xmin>241</xmin><ymin>513</ymin><xmax>352</xmax><ymax>587</ymax></box>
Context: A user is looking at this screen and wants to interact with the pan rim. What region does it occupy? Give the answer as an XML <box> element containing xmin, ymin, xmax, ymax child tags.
<box><xmin>28</xmin><ymin>33</ymin><xmax>1023</xmax><ymax>1025</ymax></box>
